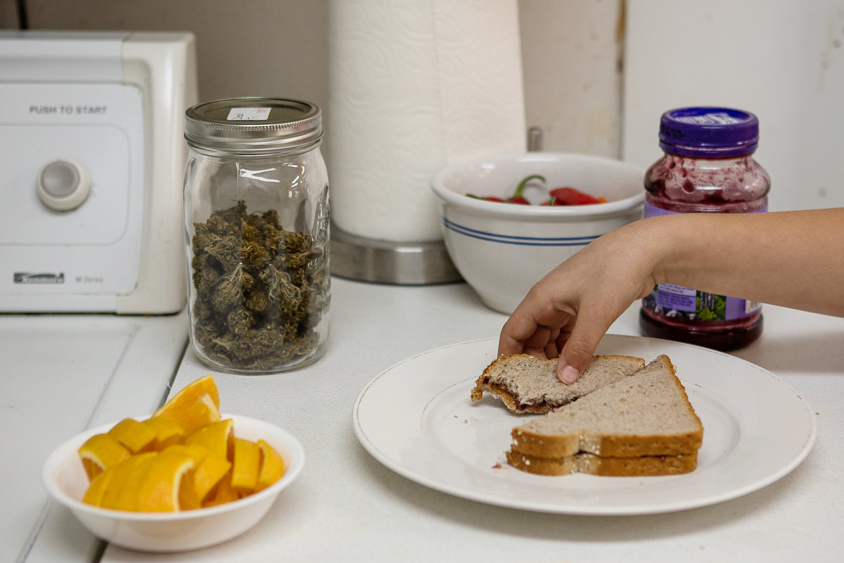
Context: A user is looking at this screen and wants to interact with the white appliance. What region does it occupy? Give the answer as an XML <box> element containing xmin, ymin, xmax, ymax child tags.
<box><xmin>0</xmin><ymin>31</ymin><xmax>197</xmax><ymax>563</ymax></box>
<box><xmin>0</xmin><ymin>31</ymin><xmax>198</xmax><ymax>313</ymax></box>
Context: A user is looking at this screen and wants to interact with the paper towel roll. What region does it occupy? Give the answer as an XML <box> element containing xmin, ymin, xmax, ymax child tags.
<box><xmin>327</xmin><ymin>0</ymin><xmax>527</xmax><ymax>242</ymax></box>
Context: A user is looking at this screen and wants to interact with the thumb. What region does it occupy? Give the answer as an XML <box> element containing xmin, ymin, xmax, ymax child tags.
<box><xmin>556</xmin><ymin>311</ymin><xmax>612</xmax><ymax>385</ymax></box>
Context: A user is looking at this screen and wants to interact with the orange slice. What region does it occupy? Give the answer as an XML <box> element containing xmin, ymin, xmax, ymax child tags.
<box><xmin>152</xmin><ymin>375</ymin><xmax>221</xmax><ymax>435</ymax></box>
<box><xmin>162</xmin><ymin>374</ymin><xmax>220</xmax><ymax>410</ymax></box>
<box><xmin>163</xmin><ymin>443</ymin><xmax>209</xmax><ymax>466</ymax></box>
<box><xmin>256</xmin><ymin>440</ymin><xmax>285</xmax><ymax>491</ymax></box>
<box><xmin>203</xmin><ymin>470</ymin><xmax>239</xmax><ymax>506</ymax></box>
<box><xmin>185</xmin><ymin>419</ymin><xmax>233</xmax><ymax>461</ymax></box>
<box><xmin>78</xmin><ymin>434</ymin><xmax>132</xmax><ymax>481</ymax></box>
<box><xmin>230</xmin><ymin>438</ymin><xmax>260</xmax><ymax>493</ymax></box>
<box><xmin>82</xmin><ymin>466</ymin><xmax>116</xmax><ymax>507</ymax></box>
<box><xmin>107</xmin><ymin>418</ymin><xmax>157</xmax><ymax>454</ymax></box>
<box><xmin>194</xmin><ymin>456</ymin><xmax>232</xmax><ymax>503</ymax></box>
<box><xmin>155</xmin><ymin>446</ymin><xmax>204</xmax><ymax>511</ymax></box>
<box><xmin>178</xmin><ymin>470</ymin><xmax>201</xmax><ymax>511</ymax></box>
<box><xmin>99</xmin><ymin>453</ymin><xmax>157</xmax><ymax>510</ymax></box>
<box><xmin>113</xmin><ymin>453</ymin><xmax>159</xmax><ymax>511</ymax></box>
<box><xmin>136</xmin><ymin>450</ymin><xmax>196</xmax><ymax>512</ymax></box>
<box><xmin>140</xmin><ymin>416</ymin><xmax>184</xmax><ymax>451</ymax></box>
<box><xmin>154</xmin><ymin>391</ymin><xmax>220</xmax><ymax>436</ymax></box>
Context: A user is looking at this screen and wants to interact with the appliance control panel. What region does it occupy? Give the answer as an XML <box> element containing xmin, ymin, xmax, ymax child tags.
<box><xmin>0</xmin><ymin>82</ymin><xmax>145</xmax><ymax>297</ymax></box>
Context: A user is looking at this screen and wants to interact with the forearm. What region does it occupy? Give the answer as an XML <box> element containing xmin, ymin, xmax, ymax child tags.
<box><xmin>651</xmin><ymin>209</ymin><xmax>844</xmax><ymax>317</ymax></box>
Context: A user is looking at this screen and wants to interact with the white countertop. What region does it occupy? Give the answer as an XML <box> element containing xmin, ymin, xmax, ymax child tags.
<box><xmin>75</xmin><ymin>278</ymin><xmax>844</xmax><ymax>561</ymax></box>
<box><xmin>3</xmin><ymin>310</ymin><xmax>189</xmax><ymax>563</ymax></box>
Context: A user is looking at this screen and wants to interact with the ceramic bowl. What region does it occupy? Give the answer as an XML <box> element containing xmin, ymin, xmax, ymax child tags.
<box><xmin>42</xmin><ymin>414</ymin><xmax>305</xmax><ymax>552</ymax></box>
<box><xmin>431</xmin><ymin>152</ymin><xmax>645</xmax><ymax>314</ymax></box>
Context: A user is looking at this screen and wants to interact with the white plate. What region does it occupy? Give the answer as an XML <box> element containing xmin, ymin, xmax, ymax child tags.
<box><xmin>353</xmin><ymin>335</ymin><xmax>816</xmax><ymax>515</ymax></box>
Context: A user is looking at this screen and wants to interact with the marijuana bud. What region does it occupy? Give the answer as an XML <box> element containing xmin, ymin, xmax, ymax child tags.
<box><xmin>190</xmin><ymin>201</ymin><xmax>326</xmax><ymax>371</ymax></box>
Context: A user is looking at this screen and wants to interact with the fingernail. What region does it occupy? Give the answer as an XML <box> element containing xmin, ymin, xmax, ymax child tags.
<box><xmin>559</xmin><ymin>365</ymin><xmax>579</xmax><ymax>385</ymax></box>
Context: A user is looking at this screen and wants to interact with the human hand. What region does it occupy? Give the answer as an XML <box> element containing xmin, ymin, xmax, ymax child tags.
<box><xmin>498</xmin><ymin>219</ymin><xmax>667</xmax><ymax>384</ymax></box>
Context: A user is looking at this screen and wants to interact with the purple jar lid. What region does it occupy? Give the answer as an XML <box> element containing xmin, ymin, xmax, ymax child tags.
<box><xmin>659</xmin><ymin>107</ymin><xmax>759</xmax><ymax>157</ymax></box>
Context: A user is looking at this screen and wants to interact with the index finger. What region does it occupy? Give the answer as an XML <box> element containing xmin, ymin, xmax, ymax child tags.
<box><xmin>497</xmin><ymin>313</ymin><xmax>537</xmax><ymax>356</ymax></box>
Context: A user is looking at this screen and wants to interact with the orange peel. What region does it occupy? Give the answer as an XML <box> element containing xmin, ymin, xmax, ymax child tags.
<box><xmin>82</xmin><ymin>466</ymin><xmax>116</xmax><ymax>507</ymax></box>
<box><xmin>99</xmin><ymin>453</ymin><xmax>157</xmax><ymax>510</ymax></box>
<box><xmin>78</xmin><ymin>434</ymin><xmax>132</xmax><ymax>481</ymax></box>
<box><xmin>152</xmin><ymin>375</ymin><xmax>220</xmax><ymax>435</ymax></box>
<box><xmin>256</xmin><ymin>440</ymin><xmax>284</xmax><ymax>491</ymax></box>
<box><xmin>230</xmin><ymin>438</ymin><xmax>260</xmax><ymax>492</ymax></box>
<box><xmin>185</xmin><ymin>419</ymin><xmax>233</xmax><ymax>461</ymax></box>
<box><xmin>194</xmin><ymin>456</ymin><xmax>233</xmax><ymax>503</ymax></box>
<box><xmin>107</xmin><ymin>418</ymin><xmax>157</xmax><ymax>454</ymax></box>
<box><xmin>136</xmin><ymin>450</ymin><xmax>196</xmax><ymax>512</ymax></box>
<box><xmin>140</xmin><ymin>416</ymin><xmax>184</xmax><ymax>451</ymax></box>
<box><xmin>203</xmin><ymin>470</ymin><xmax>239</xmax><ymax>506</ymax></box>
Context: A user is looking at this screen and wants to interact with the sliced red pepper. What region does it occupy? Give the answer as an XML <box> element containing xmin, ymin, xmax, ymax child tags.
<box><xmin>548</xmin><ymin>187</ymin><xmax>603</xmax><ymax>205</ymax></box>
<box><xmin>466</xmin><ymin>194</ymin><xmax>506</xmax><ymax>202</ymax></box>
<box><xmin>506</xmin><ymin>196</ymin><xmax>530</xmax><ymax>205</ymax></box>
<box><xmin>465</xmin><ymin>178</ymin><xmax>606</xmax><ymax>206</ymax></box>
<box><xmin>506</xmin><ymin>174</ymin><xmax>545</xmax><ymax>204</ymax></box>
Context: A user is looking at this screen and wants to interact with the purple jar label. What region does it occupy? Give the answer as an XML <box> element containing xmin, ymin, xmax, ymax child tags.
<box><xmin>644</xmin><ymin>203</ymin><xmax>675</xmax><ymax>218</ymax></box>
<box><xmin>643</xmin><ymin>203</ymin><xmax>763</xmax><ymax>322</ymax></box>
<box><xmin>655</xmin><ymin>284</ymin><xmax>697</xmax><ymax>312</ymax></box>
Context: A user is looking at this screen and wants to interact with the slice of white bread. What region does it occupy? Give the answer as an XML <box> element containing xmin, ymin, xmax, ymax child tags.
<box><xmin>505</xmin><ymin>449</ymin><xmax>698</xmax><ymax>477</ymax></box>
<box><xmin>510</xmin><ymin>355</ymin><xmax>703</xmax><ymax>465</ymax></box>
<box><xmin>471</xmin><ymin>354</ymin><xmax>646</xmax><ymax>414</ymax></box>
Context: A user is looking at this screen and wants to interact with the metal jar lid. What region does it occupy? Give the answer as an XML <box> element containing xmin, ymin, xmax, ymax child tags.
<box><xmin>184</xmin><ymin>97</ymin><xmax>322</xmax><ymax>155</ymax></box>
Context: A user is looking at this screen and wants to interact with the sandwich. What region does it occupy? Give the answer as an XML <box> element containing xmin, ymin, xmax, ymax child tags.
<box><xmin>506</xmin><ymin>355</ymin><xmax>703</xmax><ymax>476</ymax></box>
<box><xmin>471</xmin><ymin>354</ymin><xmax>645</xmax><ymax>414</ymax></box>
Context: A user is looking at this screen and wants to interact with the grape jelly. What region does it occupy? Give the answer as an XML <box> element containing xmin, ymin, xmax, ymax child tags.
<box><xmin>639</xmin><ymin>107</ymin><xmax>771</xmax><ymax>351</ymax></box>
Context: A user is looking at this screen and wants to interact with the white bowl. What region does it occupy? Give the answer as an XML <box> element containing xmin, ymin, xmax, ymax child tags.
<box><xmin>431</xmin><ymin>152</ymin><xmax>645</xmax><ymax>314</ymax></box>
<box><xmin>42</xmin><ymin>414</ymin><xmax>305</xmax><ymax>552</ymax></box>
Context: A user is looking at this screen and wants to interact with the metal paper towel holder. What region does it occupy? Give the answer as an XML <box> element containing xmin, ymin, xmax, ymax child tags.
<box><xmin>330</xmin><ymin>223</ymin><xmax>463</xmax><ymax>285</ymax></box>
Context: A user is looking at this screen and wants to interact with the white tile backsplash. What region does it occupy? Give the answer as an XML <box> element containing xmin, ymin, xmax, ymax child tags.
<box><xmin>8</xmin><ymin>0</ymin><xmax>624</xmax><ymax>161</ymax></box>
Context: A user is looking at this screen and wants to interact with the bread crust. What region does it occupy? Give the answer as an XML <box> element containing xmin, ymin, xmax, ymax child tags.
<box><xmin>469</xmin><ymin>381</ymin><xmax>556</xmax><ymax>414</ymax></box>
<box><xmin>511</xmin><ymin>428</ymin><xmax>703</xmax><ymax>458</ymax></box>
<box><xmin>471</xmin><ymin>354</ymin><xmax>645</xmax><ymax>414</ymax></box>
<box><xmin>505</xmin><ymin>449</ymin><xmax>698</xmax><ymax>476</ymax></box>
<box><xmin>509</xmin><ymin>355</ymin><xmax>704</xmax><ymax>458</ymax></box>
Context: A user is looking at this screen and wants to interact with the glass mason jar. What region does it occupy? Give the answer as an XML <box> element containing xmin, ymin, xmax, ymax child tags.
<box><xmin>639</xmin><ymin>107</ymin><xmax>770</xmax><ymax>351</ymax></box>
<box><xmin>183</xmin><ymin>98</ymin><xmax>330</xmax><ymax>374</ymax></box>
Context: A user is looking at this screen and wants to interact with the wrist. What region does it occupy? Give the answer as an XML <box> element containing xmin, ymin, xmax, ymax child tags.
<box><xmin>636</xmin><ymin>215</ymin><xmax>684</xmax><ymax>288</ymax></box>
<box><xmin>651</xmin><ymin>213</ymin><xmax>729</xmax><ymax>290</ymax></box>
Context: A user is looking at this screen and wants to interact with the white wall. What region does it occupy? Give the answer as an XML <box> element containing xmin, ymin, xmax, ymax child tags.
<box><xmin>8</xmin><ymin>0</ymin><xmax>841</xmax><ymax>214</ymax></box>
<box><xmin>519</xmin><ymin>0</ymin><xmax>624</xmax><ymax>157</ymax></box>
<box><xmin>3</xmin><ymin>0</ymin><xmax>623</xmax><ymax>161</ymax></box>
<box><xmin>624</xmin><ymin>0</ymin><xmax>844</xmax><ymax>212</ymax></box>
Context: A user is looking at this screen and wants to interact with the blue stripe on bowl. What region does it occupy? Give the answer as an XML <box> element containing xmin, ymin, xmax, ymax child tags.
<box><xmin>442</xmin><ymin>217</ymin><xmax>601</xmax><ymax>247</ymax></box>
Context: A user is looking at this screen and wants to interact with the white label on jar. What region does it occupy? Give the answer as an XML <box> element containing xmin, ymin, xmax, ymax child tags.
<box><xmin>675</xmin><ymin>112</ymin><xmax>741</xmax><ymax>125</ymax></box>
<box><xmin>745</xmin><ymin>300</ymin><xmax>762</xmax><ymax>314</ymax></box>
<box><xmin>226</xmin><ymin>107</ymin><xmax>271</xmax><ymax>121</ymax></box>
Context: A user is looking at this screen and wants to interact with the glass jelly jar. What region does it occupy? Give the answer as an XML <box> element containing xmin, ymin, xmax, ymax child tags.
<box><xmin>183</xmin><ymin>98</ymin><xmax>330</xmax><ymax>374</ymax></box>
<box><xmin>640</xmin><ymin>107</ymin><xmax>770</xmax><ymax>351</ymax></box>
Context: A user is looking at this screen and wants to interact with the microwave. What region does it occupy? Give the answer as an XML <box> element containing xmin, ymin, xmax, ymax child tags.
<box><xmin>0</xmin><ymin>31</ymin><xmax>198</xmax><ymax>313</ymax></box>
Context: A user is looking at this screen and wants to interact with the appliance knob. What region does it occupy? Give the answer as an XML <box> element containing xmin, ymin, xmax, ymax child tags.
<box><xmin>36</xmin><ymin>159</ymin><xmax>90</xmax><ymax>211</ymax></box>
